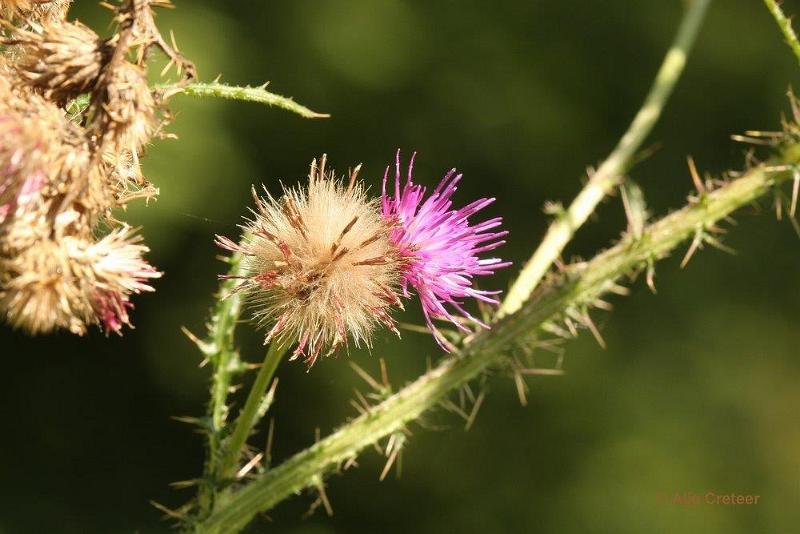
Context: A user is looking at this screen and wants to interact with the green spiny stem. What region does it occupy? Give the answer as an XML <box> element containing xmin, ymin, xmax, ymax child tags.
<box><xmin>160</xmin><ymin>82</ymin><xmax>330</xmax><ymax>119</ymax></box>
<box><xmin>196</xmin><ymin>148</ymin><xmax>800</xmax><ymax>534</ymax></box>
<box><xmin>195</xmin><ymin>253</ymin><xmax>248</xmax><ymax>515</ymax></box>
<box><xmin>216</xmin><ymin>339</ymin><xmax>289</xmax><ymax>484</ymax></box>
<box><xmin>764</xmin><ymin>0</ymin><xmax>800</xmax><ymax>67</ymax></box>
<box><xmin>500</xmin><ymin>0</ymin><xmax>711</xmax><ymax>316</ymax></box>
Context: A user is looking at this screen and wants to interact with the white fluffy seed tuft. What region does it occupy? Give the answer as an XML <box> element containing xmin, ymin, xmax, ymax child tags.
<box><xmin>217</xmin><ymin>156</ymin><xmax>403</xmax><ymax>367</ymax></box>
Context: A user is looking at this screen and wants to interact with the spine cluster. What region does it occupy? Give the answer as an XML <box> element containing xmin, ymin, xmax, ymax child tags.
<box><xmin>0</xmin><ymin>0</ymin><xmax>193</xmax><ymax>334</ymax></box>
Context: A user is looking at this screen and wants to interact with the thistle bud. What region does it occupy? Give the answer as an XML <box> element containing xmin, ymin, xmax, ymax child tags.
<box><xmin>217</xmin><ymin>156</ymin><xmax>403</xmax><ymax>366</ymax></box>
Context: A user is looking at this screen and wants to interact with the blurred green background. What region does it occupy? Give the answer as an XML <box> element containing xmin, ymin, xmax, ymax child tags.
<box><xmin>2</xmin><ymin>1</ymin><xmax>800</xmax><ymax>532</ymax></box>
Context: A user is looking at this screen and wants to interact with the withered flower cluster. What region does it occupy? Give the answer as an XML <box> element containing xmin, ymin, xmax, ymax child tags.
<box><xmin>0</xmin><ymin>0</ymin><xmax>194</xmax><ymax>335</ymax></box>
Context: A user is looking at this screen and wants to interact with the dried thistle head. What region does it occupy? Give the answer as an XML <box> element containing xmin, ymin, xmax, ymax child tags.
<box><xmin>217</xmin><ymin>156</ymin><xmax>404</xmax><ymax>366</ymax></box>
<box><xmin>0</xmin><ymin>238</ymin><xmax>89</xmax><ymax>334</ymax></box>
<box><xmin>102</xmin><ymin>148</ymin><xmax>158</xmax><ymax>205</ymax></box>
<box><xmin>6</xmin><ymin>20</ymin><xmax>109</xmax><ymax>104</ymax></box>
<box><xmin>0</xmin><ymin>0</ymin><xmax>184</xmax><ymax>337</ymax></box>
<box><xmin>0</xmin><ymin>82</ymin><xmax>87</xmax><ymax>227</ymax></box>
<box><xmin>68</xmin><ymin>225</ymin><xmax>162</xmax><ymax>334</ymax></box>
<box><xmin>0</xmin><ymin>225</ymin><xmax>160</xmax><ymax>335</ymax></box>
<box><xmin>94</xmin><ymin>61</ymin><xmax>158</xmax><ymax>155</ymax></box>
<box><xmin>0</xmin><ymin>71</ymin><xmax>112</xmax><ymax>242</ymax></box>
<box><xmin>0</xmin><ymin>0</ymin><xmax>71</xmax><ymax>22</ymax></box>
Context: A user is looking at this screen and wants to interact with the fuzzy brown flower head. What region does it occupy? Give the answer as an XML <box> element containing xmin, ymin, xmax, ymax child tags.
<box><xmin>217</xmin><ymin>156</ymin><xmax>403</xmax><ymax>367</ymax></box>
<box><xmin>0</xmin><ymin>0</ymin><xmax>71</xmax><ymax>22</ymax></box>
<box><xmin>76</xmin><ymin>225</ymin><xmax>161</xmax><ymax>334</ymax></box>
<box><xmin>0</xmin><ymin>114</ymin><xmax>45</xmax><ymax>227</ymax></box>
<box><xmin>94</xmin><ymin>61</ymin><xmax>157</xmax><ymax>155</ymax></box>
<box><xmin>0</xmin><ymin>77</ymin><xmax>99</xmax><ymax>238</ymax></box>
<box><xmin>0</xmin><ymin>225</ymin><xmax>160</xmax><ymax>335</ymax></box>
<box><xmin>0</xmin><ymin>238</ymin><xmax>86</xmax><ymax>334</ymax></box>
<box><xmin>6</xmin><ymin>20</ymin><xmax>109</xmax><ymax>103</ymax></box>
<box><xmin>0</xmin><ymin>101</ymin><xmax>68</xmax><ymax>226</ymax></box>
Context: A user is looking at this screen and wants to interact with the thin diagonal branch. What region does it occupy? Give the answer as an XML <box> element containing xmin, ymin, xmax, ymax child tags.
<box><xmin>764</xmin><ymin>0</ymin><xmax>800</xmax><ymax>67</ymax></box>
<box><xmin>499</xmin><ymin>0</ymin><xmax>711</xmax><ymax>316</ymax></box>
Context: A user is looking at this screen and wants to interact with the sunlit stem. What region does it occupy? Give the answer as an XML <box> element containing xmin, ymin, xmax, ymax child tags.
<box><xmin>499</xmin><ymin>0</ymin><xmax>712</xmax><ymax>316</ymax></box>
<box><xmin>764</xmin><ymin>0</ymin><xmax>800</xmax><ymax>67</ymax></box>
<box><xmin>216</xmin><ymin>339</ymin><xmax>290</xmax><ymax>483</ymax></box>
<box><xmin>196</xmin><ymin>253</ymin><xmax>247</xmax><ymax>514</ymax></box>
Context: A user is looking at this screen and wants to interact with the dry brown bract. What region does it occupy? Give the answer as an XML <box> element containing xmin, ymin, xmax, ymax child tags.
<box><xmin>0</xmin><ymin>0</ymin><xmax>71</xmax><ymax>23</ymax></box>
<box><xmin>5</xmin><ymin>20</ymin><xmax>109</xmax><ymax>104</ymax></box>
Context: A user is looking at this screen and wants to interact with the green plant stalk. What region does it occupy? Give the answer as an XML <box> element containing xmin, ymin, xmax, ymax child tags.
<box><xmin>499</xmin><ymin>0</ymin><xmax>711</xmax><ymax>316</ymax></box>
<box><xmin>161</xmin><ymin>82</ymin><xmax>330</xmax><ymax>119</ymax></box>
<box><xmin>764</xmin><ymin>0</ymin><xmax>800</xmax><ymax>67</ymax></box>
<box><xmin>216</xmin><ymin>339</ymin><xmax>289</xmax><ymax>483</ymax></box>
<box><xmin>195</xmin><ymin>253</ymin><xmax>248</xmax><ymax>514</ymax></box>
<box><xmin>196</xmin><ymin>149</ymin><xmax>800</xmax><ymax>533</ymax></box>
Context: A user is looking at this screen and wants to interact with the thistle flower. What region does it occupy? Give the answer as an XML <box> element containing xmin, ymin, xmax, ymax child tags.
<box><xmin>381</xmin><ymin>151</ymin><xmax>510</xmax><ymax>350</ymax></box>
<box><xmin>0</xmin><ymin>238</ymin><xmax>88</xmax><ymax>334</ymax></box>
<box><xmin>217</xmin><ymin>156</ymin><xmax>403</xmax><ymax>366</ymax></box>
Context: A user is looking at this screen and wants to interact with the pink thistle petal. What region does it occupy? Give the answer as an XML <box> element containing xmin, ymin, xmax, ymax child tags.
<box><xmin>381</xmin><ymin>150</ymin><xmax>510</xmax><ymax>351</ymax></box>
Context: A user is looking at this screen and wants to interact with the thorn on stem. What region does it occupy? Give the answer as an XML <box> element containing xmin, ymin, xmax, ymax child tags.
<box><xmin>265</xmin><ymin>417</ymin><xmax>275</xmax><ymax>469</ymax></box>
<box><xmin>236</xmin><ymin>452</ymin><xmax>264</xmax><ymax>479</ymax></box>
<box><xmin>646</xmin><ymin>259</ymin><xmax>657</xmax><ymax>293</ymax></box>
<box><xmin>380</xmin><ymin>432</ymin><xmax>406</xmax><ymax>481</ymax></box>
<box><xmin>513</xmin><ymin>370</ymin><xmax>528</xmax><ymax>406</ymax></box>
<box><xmin>680</xmin><ymin>228</ymin><xmax>704</xmax><ymax>268</ymax></box>
<box><xmin>464</xmin><ymin>389</ymin><xmax>486</xmax><ymax>431</ymax></box>
<box><xmin>687</xmin><ymin>156</ymin><xmax>706</xmax><ymax>194</ymax></box>
<box><xmin>349</xmin><ymin>361</ymin><xmax>383</xmax><ymax>392</ymax></box>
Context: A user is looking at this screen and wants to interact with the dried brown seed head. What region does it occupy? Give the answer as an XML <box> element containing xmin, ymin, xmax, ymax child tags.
<box><xmin>0</xmin><ymin>72</ymin><xmax>103</xmax><ymax>236</ymax></box>
<box><xmin>0</xmin><ymin>238</ymin><xmax>92</xmax><ymax>334</ymax></box>
<box><xmin>6</xmin><ymin>20</ymin><xmax>109</xmax><ymax>104</ymax></box>
<box><xmin>94</xmin><ymin>61</ymin><xmax>157</xmax><ymax>155</ymax></box>
<box><xmin>218</xmin><ymin>156</ymin><xmax>404</xmax><ymax>366</ymax></box>
<box><xmin>1</xmin><ymin>0</ymin><xmax>71</xmax><ymax>23</ymax></box>
<box><xmin>0</xmin><ymin>226</ymin><xmax>160</xmax><ymax>335</ymax></box>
